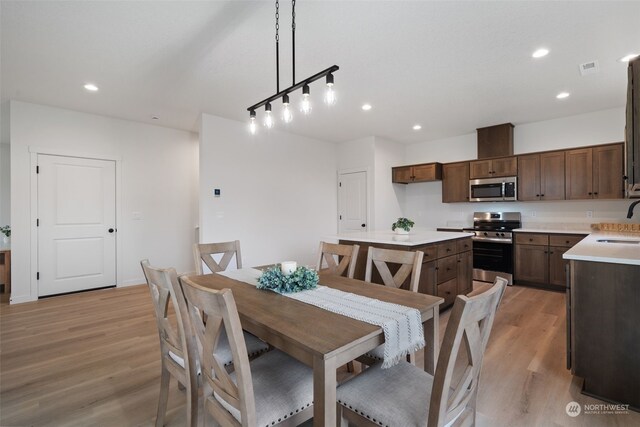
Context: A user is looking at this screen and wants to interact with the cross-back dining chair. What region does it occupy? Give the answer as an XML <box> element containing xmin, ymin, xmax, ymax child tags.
<box><xmin>364</xmin><ymin>246</ymin><xmax>424</xmax><ymax>293</ymax></box>
<box><xmin>178</xmin><ymin>275</ymin><xmax>315</xmax><ymax>427</ymax></box>
<box><xmin>141</xmin><ymin>259</ymin><xmax>199</xmax><ymax>427</ymax></box>
<box><xmin>194</xmin><ymin>240</ymin><xmax>242</xmax><ymax>274</ymax></box>
<box><xmin>358</xmin><ymin>247</ymin><xmax>424</xmax><ymax>365</ymax></box>
<box><xmin>316</xmin><ymin>241</ymin><xmax>360</xmax><ymax>278</ymax></box>
<box><xmin>337</xmin><ymin>276</ymin><xmax>509</xmax><ymax>427</ymax></box>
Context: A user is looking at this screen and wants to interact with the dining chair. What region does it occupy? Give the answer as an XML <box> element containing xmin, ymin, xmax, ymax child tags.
<box><xmin>141</xmin><ymin>260</ymin><xmax>270</xmax><ymax>426</ymax></box>
<box><xmin>316</xmin><ymin>241</ymin><xmax>360</xmax><ymax>278</ymax></box>
<box><xmin>337</xmin><ymin>276</ymin><xmax>509</xmax><ymax>427</ymax></box>
<box><xmin>364</xmin><ymin>246</ymin><xmax>424</xmax><ymax>292</ymax></box>
<box><xmin>358</xmin><ymin>247</ymin><xmax>424</xmax><ymax>365</ymax></box>
<box><xmin>141</xmin><ymin>260</ymin><xmax>199</xmax><ymax>427</ymax></box>
<box><xmin>194</xmin><ymin>240</ymin><xmax>242</xmax><ymax>274</ymax></box>
<box><xmin>178</xmin><ymin>275</ymin><xmax>315</xmax><ymax>427</ymax></box>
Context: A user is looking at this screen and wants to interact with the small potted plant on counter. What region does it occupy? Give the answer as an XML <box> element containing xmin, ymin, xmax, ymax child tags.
<box><xmin>391</xmin><ymin>217</ymin><xmax>415</xmax><ymax>235</ymax></box>
<box><xmin>1</xmin><ymin>225</ymin><xmax>10</xmax><ymax>245</ymax></box>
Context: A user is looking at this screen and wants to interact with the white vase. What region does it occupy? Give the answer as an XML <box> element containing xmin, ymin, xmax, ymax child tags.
<box><xmin>2</xmin><ymin>236</ymin><xmax>9</xmax><ymax>245</ymax></box>
<box><xmin>395</xmin><ymin>228</ymin><xmax>409</xmax><ymax>235</ymax></box>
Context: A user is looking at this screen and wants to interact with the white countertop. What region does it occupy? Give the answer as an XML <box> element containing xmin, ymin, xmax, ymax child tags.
<box><xmin>563</xmin><ymin>231</ymin><xmax>640</xmax><ymax>266</ymax></box>
<box><xmin>330</xmin><ymin>229</ymin><xmax>473</xmax><ymax>246</ymax></box>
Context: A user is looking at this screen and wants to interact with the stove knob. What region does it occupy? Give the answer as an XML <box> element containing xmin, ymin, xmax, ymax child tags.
<box><xmin>501</xmin><ymin>233</ymin><xmax>505</xmax><ymax>237</ymax></box>
<box><xmin>483</xmin><ymin>232</ymin><xmax>488</xmax><ymax>236</ymax></box>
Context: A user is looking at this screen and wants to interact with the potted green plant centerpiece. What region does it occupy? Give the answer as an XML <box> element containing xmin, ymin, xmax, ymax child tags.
<box><xmin>391</xmin><ymin>217</ymin><xmax>415</xmax><ymax>235</ymax></box>
<box><xmin>1</xmin><ymin>225</ymin><xmax>10</xmax><ymax>245</ymax></box>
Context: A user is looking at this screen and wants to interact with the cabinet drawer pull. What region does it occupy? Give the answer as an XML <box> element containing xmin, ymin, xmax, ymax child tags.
<box><xmin>446</xmin><ymin>248</ymin><xmax>451</xmax><ymax>252</ymax></box>
<box><xmin>565</xmin><ymin>240</ymin><xmax>570</xmax><ymax>244</ymax></box>
<box><xmin>529</xmin><ymin>238</ymin><xmax>533</xmax><ymax>242</ymax></box>
<box><xmin>445</xmin><ymin>291</ymin><xmax>451</xmax><ymax>295</ymax></box>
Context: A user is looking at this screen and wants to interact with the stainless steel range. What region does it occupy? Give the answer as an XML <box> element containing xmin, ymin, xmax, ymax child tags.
<box><xmin>463</xmin><ymin>212</ymin><xmax>521</xmax><ymax>285</ymax></box>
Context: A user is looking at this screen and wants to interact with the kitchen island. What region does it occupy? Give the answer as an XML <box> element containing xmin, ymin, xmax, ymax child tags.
<box><xmin>331</xmin><ymin>229</ymin><xmax>473</xmax><ymax>308</ymax></box>
<box><xmin>564</xmin><ymin>231</ymin><xmax>640</xmax><ymax>410</ymax></box>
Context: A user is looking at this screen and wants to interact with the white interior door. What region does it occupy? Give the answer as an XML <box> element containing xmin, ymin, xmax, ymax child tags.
<box><xmin>338</xmin><ymin>171</ymin><xmax>368</xmax><ymax>233</ymax></box>
<box><xmin>37</xmin><ymin>154</ymin><xmax>116</xmax><ymax>296</ymax></box>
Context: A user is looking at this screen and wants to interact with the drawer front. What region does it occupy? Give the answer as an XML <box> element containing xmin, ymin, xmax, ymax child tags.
<box><xmin>436</xmin><ymin>255</ymin><xmax>458</xmax><ymax>284</ymax></box>
<box><xmin>414</xmin><ymin>244</ymin><xmax>437</xmax><ymax>262</ymax></box>
<box><xmin>515</xmin><ymin>233</ymin><xmax>549</xmax><ymax>246</ymax></box>
<box><xmin>456</xmin><ymin>238</ymin><xmax>472</xmax><ymax>253</ymax></box>
<box><xmin>437</xmin><ymin>241</ymin><xmax>458</xmax><ymax>258</ymax></box>
<box><xmin>549</xmin><ymin>234</ymin><xmax>586</xmax><ymax>248</ymax></box>
<box><xmin>437</xmin><ymin>278</ymin><xmax>457</xmax><ymax>307</ymax></box>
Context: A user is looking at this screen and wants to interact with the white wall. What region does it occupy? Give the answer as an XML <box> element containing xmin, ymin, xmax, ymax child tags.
<box><xmin>373</xmin><ymin>137</ymin><xmax>406</xmax><ymax>230</ymax></box>
<box><xmin>0</xmin><ymin>101</ymin><xmax>10</xmax><ymax>225</ymax></box>
<box><xmin>9</xmin><ymin>101</ymin><xmax>199</xmax><ymax>303</ymax></box>
<box><xmin>0</xmin><ymin>143</ymin><xmax>9</xmax><ymax>225</ymax></box>
<box><xmin>199</xmin><ymin>114</ymin><xmax>337</xmax><ymax>268</ymax></box>
<box><xmin>404</xmin><ymin>107</ymin><xmax>637</xmax><ymax>227</ymax></box>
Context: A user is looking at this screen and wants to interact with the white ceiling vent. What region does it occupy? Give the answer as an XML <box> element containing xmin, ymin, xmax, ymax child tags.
<box><xmin>579</xmin><ymin>60</ymin><xmax>600</xmax><ymax>76</ymax></box>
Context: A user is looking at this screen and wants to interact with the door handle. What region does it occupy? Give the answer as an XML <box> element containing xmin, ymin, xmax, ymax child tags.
<box><xmin>361</xmin><ymin>224</ymin><xmax>366</xmax><ymax>228</ymax></box>
<box><xmin>108</xmin><ymin>228</ymin><xmax>115</xmax><ymax>233</ymax></box>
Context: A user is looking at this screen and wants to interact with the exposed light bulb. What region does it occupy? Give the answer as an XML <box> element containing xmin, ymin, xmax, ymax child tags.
<box><xmin>300</xmin><ymin>84</ymin><xmax>311</xmax><ymax>114</ymax></box>
<box><xmin>325</xmin><ymin>86</ymin><xmax>336</xmax><ymax>105</ymax></box>
<box><xmin>249</xmin><ymin>118</ymin><xmax>257</xmax><ymax>134</ymax></box>
<box><xmin>282</xmin><ymin>94</ymin><xmax>293</xmax><ymax>123</ymax></box>
<box><xmin>325</xmin><ymin>73</ymin><xmax>336</xmax><ymax>106</ymax></box>
<box><xmin>263</xmin><ymin>103</ymin><xmax>274</xmax><ymax>128</ymax></box>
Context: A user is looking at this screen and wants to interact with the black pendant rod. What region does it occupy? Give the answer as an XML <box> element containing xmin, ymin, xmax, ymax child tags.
<box><xmin>275</xmin><ymin>0</ymin><xmax>280</xmax><ymax>92</ymax></box>
<box><xmin>247</xmin><ymin>65</ymin><xmax>339</xmax><ymax>112</ymax></box>
<box><xmin>292</xmin><ymin>0</ymin><xmax>296</xmax><ymax>85</ymax></box>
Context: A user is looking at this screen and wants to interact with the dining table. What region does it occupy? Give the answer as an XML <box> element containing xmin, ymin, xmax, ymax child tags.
<box><xmin>187</xmin><ymin>269</ymin><xmax>443</xmax><ymax>427</ymax></box>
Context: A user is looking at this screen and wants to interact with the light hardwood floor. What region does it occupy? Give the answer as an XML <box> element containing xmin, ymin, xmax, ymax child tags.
<box><xmin>1</xmin><ymin>283</ymin><xmax>638</xmax><ymax>427</ymax></box>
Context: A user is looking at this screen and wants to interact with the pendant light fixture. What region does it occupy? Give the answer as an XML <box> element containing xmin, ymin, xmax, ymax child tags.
<box><xmin>247</xmin><ymin>0</ymin><xmax>339</xmax><ymax>133</ymax></box>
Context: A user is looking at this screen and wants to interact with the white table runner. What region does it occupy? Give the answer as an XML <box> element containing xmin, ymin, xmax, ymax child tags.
<box><xmin>218</xmin><ymin>268</ymin><xmax>425</xmax><ymax>368</ymax></box>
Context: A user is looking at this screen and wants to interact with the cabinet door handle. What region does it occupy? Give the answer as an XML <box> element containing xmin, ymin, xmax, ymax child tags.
<box><xmin>544</xmin><ymin>251</ymin><xmax>548</xmax><ymax>254</ymax></box>
<box><xmin>565</xmin><ymin>240</ymin><xmax>570</xmax><ymax>244</ymax></box>
<box><xmin>536</xmin><ymin>194</ymin><xmax>540</xmax><ymax>197</ymax></box>
<box><xmin>540</xmin><ymin>194</ymin><xmax>545</xmax><ymax>197</ymax></box>
<box><xmin>445</xmin><ymin>291</ymin><xmax>451</xmax><ymax>295</ymax></box>
<box><xmin>549</xmin><ymin>251</ymin><xmax>554</xmax><ymax>254</ymax></box>
<box><xmin>593</xmin><ymin>192</ymin><xmax>598</xmax><ymax>196</ymax></box>
<box><xmin>446</xmin><ymin>248</ymin><xmax>451</xmax><ymax>252</ymax></box>
<box><xmin>588</xmin><ymin>192</ymin><xmax>592</xmax><ymax>195</ymax></box>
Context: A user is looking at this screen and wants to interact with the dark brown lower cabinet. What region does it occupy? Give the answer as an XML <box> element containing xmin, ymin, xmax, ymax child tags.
<box><xmin>569</xmin><ymin>260</ymin><xmax>640</xmax><ymax>409</ymax></box>
<box><xmin>514</xmin><ymin>232</ymin><xmax>587</xmax><ymax>290</ymax></box>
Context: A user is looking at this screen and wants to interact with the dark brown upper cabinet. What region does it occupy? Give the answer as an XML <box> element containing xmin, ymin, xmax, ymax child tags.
<box><xmin>392</xmin><ymin>163</ymin><xmax>442</xmax><ymax>184</ymax></box>
<box><xmin>469</xmin><ymin>156</ymin><xmax>517</xmax><ymax>179</ymax></box>
<box><xmin>566</xmin><ymin>143</ymin><xmax>624</xmax><ymax>200</ymax></box>
<box><xmin>477</xmin><ymin>123</ymin><xmax>514</xmax><ymax>159</ymax></box>
<box><xmin>442</xmin><ymin>161</ymin><xmax>470</xmax><ymax>203</ymax></box>
<box><xmin>518</xmin><ymin>151</ymin><xmax>565</xmax><ymax>201</ymax></box>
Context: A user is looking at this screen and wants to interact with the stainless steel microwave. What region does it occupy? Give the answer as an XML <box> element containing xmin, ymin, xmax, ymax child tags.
<box><xmin>469</xmin><ymin>177</ymin><xmax>517</xmax><ymax>202</ymax></box>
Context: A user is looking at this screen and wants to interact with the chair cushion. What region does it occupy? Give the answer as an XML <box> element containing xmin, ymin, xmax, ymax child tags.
<box><xmin>215</xmin><ymin>350</ymin><xmax>314</xmax><ymax>426</ymax></box>
<box><xmin>169</xmin><ymin>331</ymin><xmax>269</xmax><ymax>368</ymax></box>
<box><xmin>215</xmin><ymin>331</ymin><xmax>270</xmax><ymax>366</ymax></box>
<box><xmin>337</xmin><ymin>360</ymin><xmax>434</xmax><ymax>427</ymax></box>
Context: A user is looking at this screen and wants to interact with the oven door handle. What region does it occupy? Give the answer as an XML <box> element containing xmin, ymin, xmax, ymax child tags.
<box><xmin>472</xmin><ymin>236</ymin><xmax>513</xmax><ymax>244</ymax></box>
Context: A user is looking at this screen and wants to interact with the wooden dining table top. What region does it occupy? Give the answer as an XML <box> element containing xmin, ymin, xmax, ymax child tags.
<box><xmin>185</xmin><ymin>270</ymin><xmax>443</xmax><ymax>363</ymax></box>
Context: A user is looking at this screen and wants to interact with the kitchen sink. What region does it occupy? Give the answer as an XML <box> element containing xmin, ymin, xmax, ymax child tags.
<box><xmin>596</xmin><ymin>239</ymin><xmax>640</xmax><ymax>244</ymax></box>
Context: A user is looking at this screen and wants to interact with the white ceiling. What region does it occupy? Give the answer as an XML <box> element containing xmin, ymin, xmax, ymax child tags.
<box><xmin>2</xmin><ymin>1</ymin><xmax>639</xmax><ymax>143</ymax></box>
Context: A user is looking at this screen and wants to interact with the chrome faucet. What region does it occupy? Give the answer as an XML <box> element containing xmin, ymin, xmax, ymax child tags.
<box><xmin>628</xmin><ymin>200</ymin><xmax>640</xmax><ymax>218</ymax></box>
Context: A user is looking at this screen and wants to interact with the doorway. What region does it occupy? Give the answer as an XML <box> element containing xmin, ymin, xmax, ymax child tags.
<box><xmin>37</xmin><ymin>154</ymin><xmax>117</xmax><ymax>296</ymax></box>
<box><xmin>338</xmin><ymin>170</ymin><xmax>368</xmax><ymax>233</ymax></box>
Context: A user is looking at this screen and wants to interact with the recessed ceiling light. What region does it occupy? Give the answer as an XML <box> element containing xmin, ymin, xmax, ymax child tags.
<box><xmin>556</xmin><ymin>92</ymin><xmax>570</xmax><ymax>99</ymax></box>
<box><xmin>412</xmin><ymin>124</ymin><xmax>422</xmax><ymax>131</ymax></box>
<box><xmin>361</xmin><ymin>104</ymin><xmax>372</xmax><ymax>111</ymax></box>
<box><xmin>619</xmin><ymin>53</ymin><xmax>639</xmax><ymax>63</ymax></box>
<box><xmin>83</xmin><ymin>83</ymin><xmax>99</xmax><ymax>92</ymax></box>
<box><xmin>151</xmin><ymin>116</ymin><xmax>159</xmax><ymax>120</ymax></box>
<box><xmin>532</xmin><ymin>48</ymin><xmax>549</xmax><ymax>58</ymax></box>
